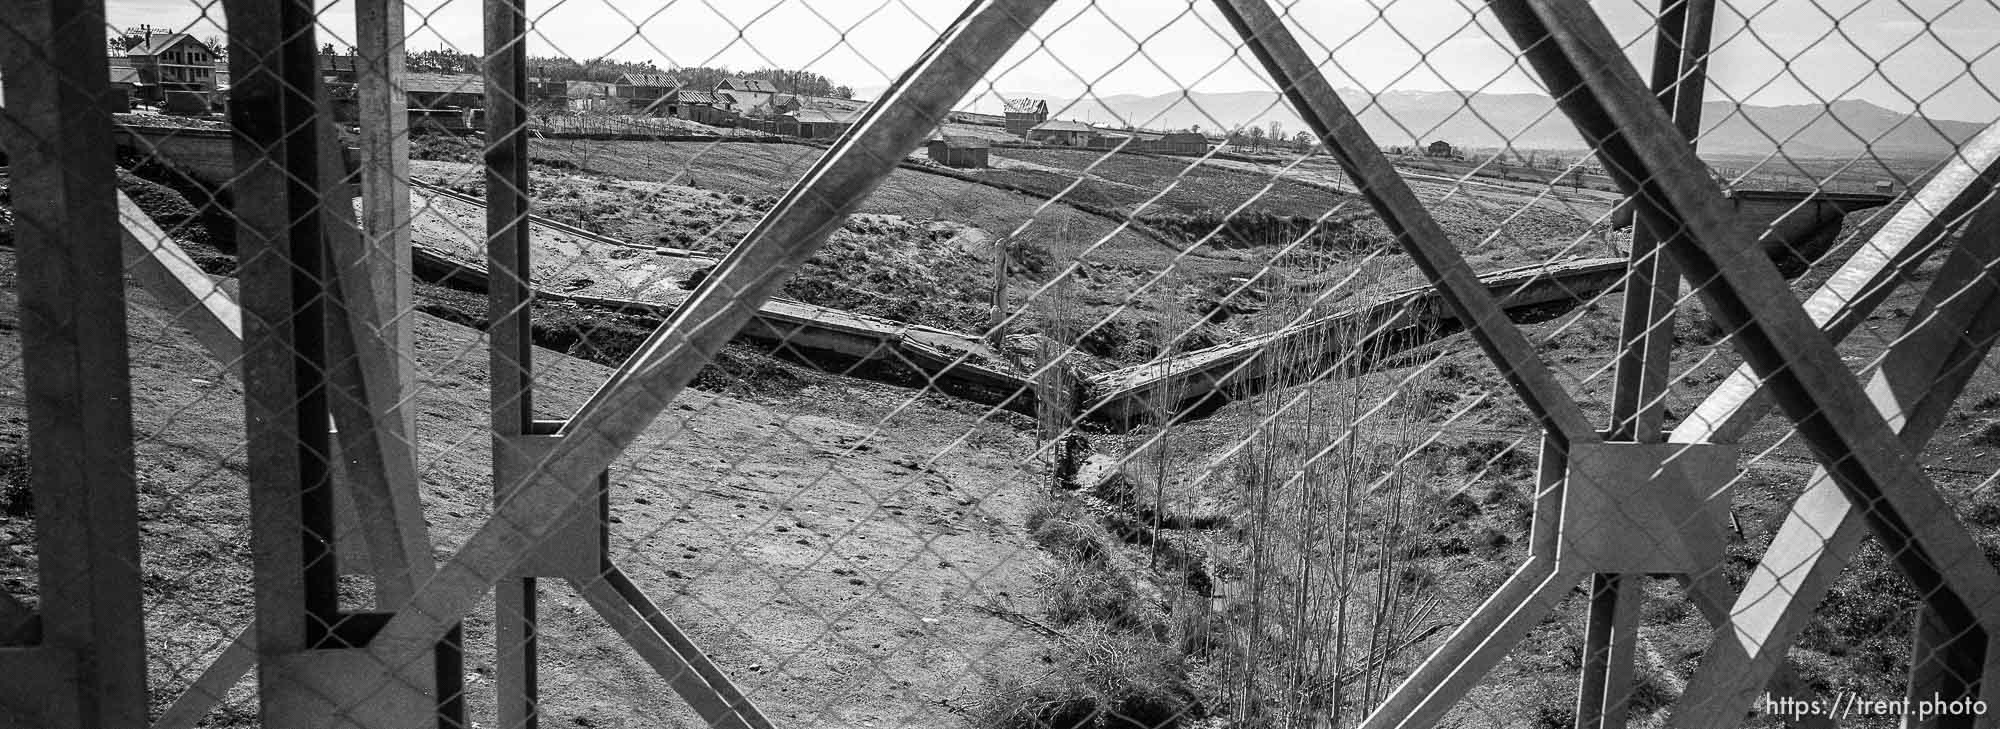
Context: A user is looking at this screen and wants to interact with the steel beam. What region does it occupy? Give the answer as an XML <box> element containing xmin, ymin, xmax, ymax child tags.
<box><xmin>1667</xmin><ymin>202</ymin><xmax>2000</xmax><ymax>727</ymax></box>
<box><xmin>1581</xmin><ymin>2</ymin><xmax>1715</xmax><ymax>723</ymax></box>
<box><xmin>0</xmin><ymin>0</ymin><xmax>145</xmax><ymax>722</ymax></box>
<box><xmin>1361</xmin><ymin>561</ymin><xmax>1584</xmax><ymax>729</ymax></box>
<box><xmin>1208</xmin><ymin>0</ymin><xmax>1597</xmax><ymax>447</ymax></box>
<box><xmin>1672</xmin><ymin>121</ymin><xmax>2000</xmax><ymax>445</ymax></box>
<box><xmin>601</xmin><ymin>562</ymin><xmax>773</xmax><ymax>728</ymax></box>
<box><xmin>485</xmin><ymin>0</ymin><xmax>540</xmax><ymax>721</ymax></box>
<box><xmin>119</xmin><ymin>192</ymin><xmax>244</xmax><ymax>367</ymax></box>
<box><xmin>360</xmin><ymin>0</ymin><xmax>1059</xmax><ymax>685</ymax></box>
<box><xmin>1492</xmin><ymin>0</ymin><xmax>2000</xmax><ymax>647</ymax></box>
<box><xmin>1202</xmin><ymin>6</ymin><xmax>1602</xmax><ymax>724</ymax></box>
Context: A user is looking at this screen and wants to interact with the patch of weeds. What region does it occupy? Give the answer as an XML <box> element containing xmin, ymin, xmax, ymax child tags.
<box><xmin>972</xmin><ymin>629</ymin><xmax>1197</xmax><ymax>729</ymax></box>
<box><xmin>0</xmin><ymin>446</ymin><xmax>30</xmax><ymax>518</ymax></box>
<box><xmin>1027</xmin><ymin>499</ymin><xmax>1112</xmax><ymax>567</ymax></box>
<box><xmin>1975</xmin><ymin>420</ymin><xmax>2000</xmax><ymax>448</ymax></box>
<box><xmin>411</xmin><ymin>133</ymin><xmax>480</xmax><ymax>163</ymax></box>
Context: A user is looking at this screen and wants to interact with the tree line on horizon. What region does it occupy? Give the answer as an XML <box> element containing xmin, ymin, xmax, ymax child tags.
<box><xmin>406</xmin><ymin>49</ymin><xmax>853</xmax><ymax>98</ymax></box>
<box><xmin>108</xmin><ymin>28</ymin><xmax>855</xmax><ymax>99</ymax></box>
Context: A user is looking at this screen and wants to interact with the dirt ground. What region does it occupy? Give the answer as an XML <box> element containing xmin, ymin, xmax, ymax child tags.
<box><xmin>0</xmin><ymin>236</ymin><xmax>1089</xmax><ymax>726</ymax></box>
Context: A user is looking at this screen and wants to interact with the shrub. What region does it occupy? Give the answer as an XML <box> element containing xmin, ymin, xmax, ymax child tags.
<box><xmin>972</xmin><ymin>630</ymin><xmax>1196</xmax><ymax>729</ymax></box>
<box><xmin>972</xmin><ymin>674</ymin><xmax>1099</xmax><ymax>729</ymax></box>
<box><xmin>1028</xmin><ymin>499</ymin><xmax>1112</xmax><ymax>567</ymax></box>
<box><xmin>1043</xmin><ymin>566</ymin><xmax>1156</xmax><ymax>635</ymax></box>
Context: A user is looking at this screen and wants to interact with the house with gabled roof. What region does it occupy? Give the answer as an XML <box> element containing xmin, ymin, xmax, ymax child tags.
<box><xmin>125</xmin><ymin>33</ymin><xmax>217</xmax><ymax>105</ymax></box>
<box><xmin>1002</xmin><ymin>97</ymin><xmax>1048</xmax><ymax>137</ymax></box>
<box><xmin>1028</xmin><ymin>119</ymin><xmax>1097</xmax><ymax>147</ymax></box>
<box><xmin>614</xmin><ymin>72</ymin><xmax>676</xmax><ymax>110</ymax></box>
<box><xmin>716</xmin><ymin>77</ymin><xmax>779</xmax><ymax>112</ymax></box>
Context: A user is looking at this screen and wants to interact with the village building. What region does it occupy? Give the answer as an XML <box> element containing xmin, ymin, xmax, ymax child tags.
<box><xmin>527</xmin><ymin>77</ymin><xmax>568</xmax><ymax>101</ymax></box>
<box><xmin>716</xmin><ymin>77</ymin><xmax>779</xmax><ymax>112</ymax></box>
<box><xmin>564</xmin><ymin>80</ymin><xmax>620</xmax><ymax>113</ymax></box>
<box><xmin>125</xmin><ymin>33</ymin><xmax>217</xmax><ymax>106</ymax></box>
<box><xmin>614</xmin><ymin>72</ymin><xmax>675</xmax><ymax>112</ymax></box>
<box><xmin>1155</xmin><ymin>131</ymin><xmax>1209</xmax><ymax>156</ymax></box>
<box><xmin>672</xmin><ymin>89</ymin><xmax>730</xmax><ymax>126</ymax></box>
<box><xmin>404</xmin><ymin>73</ymin><xmax>484</xmax><ymax>110</ymax></box>
<box><xmin>1089</xmin><ymin>128</ymin><xmax>1158</xmax><ymax>151</ymax></box>
<box><xmin>1425</xmin><ymin>140</ymin><xmax>1455</xmax><ymax>158</ymax></box>
<box><xmin>927</xmin><ymin>135</ymin><xmax>990</xmax><ymax>169</ymax></box>
<box><xmin>317</xmin><ymin>54</ymin><xmax>358</xmax><ymax>83</ymax></box>
<box><xmin>1028</xmin><ymin>119</ymin><xmax>1097</xmax><ymax>147</ymax></box>
<box><xmin>786</xmin><ymin>107</ymin><xmax>857</xmax><ymax>139</ymax></box>
<box><xmin>401</xmin><ymin>72</ymin><xmax>485</xmax><ymax>130</ymax></box>
<box><xmin>1002</xmin><ymin>97</ymin><xmax>1048</xmax><ymax>137</ymax></box>
<box><xmin>1084</xmin><ymin>129</ymin><xmax>1206</xmax><ymax>155</ymax></box>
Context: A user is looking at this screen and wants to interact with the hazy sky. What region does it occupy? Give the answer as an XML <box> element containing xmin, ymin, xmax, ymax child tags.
<box><xmin>112</xmin><ymin>0</ymin><xmax>2000</xmax><ymax>122</ymax></box>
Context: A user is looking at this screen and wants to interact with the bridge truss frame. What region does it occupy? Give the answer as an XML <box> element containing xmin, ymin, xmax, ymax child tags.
<box><xmin>1</xmin><ymin>0</ymin><xmax>1999</xmax><ymax>727</ymax></box>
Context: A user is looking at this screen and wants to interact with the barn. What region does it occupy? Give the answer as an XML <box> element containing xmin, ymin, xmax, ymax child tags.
<box><xmin>1425</xmin><ymin>140</ymin><xmax>1455</xmax><ymax>158</ymax></box>
<box><xmin>927</xmin><ymin>135</ymin><xmax>991</xmax><ymax>168</ymax></box>
<box><xmin>1002</xmin><ymin>97</ymin><xmax>1048</xmax><ymax>137</ymax></box>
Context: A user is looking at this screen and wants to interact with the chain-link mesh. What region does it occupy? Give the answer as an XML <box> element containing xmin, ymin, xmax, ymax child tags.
<box><xmin>5</xmin><ymin>0</ymin><xmax>2000</xmax><ymax>727</ymax></box>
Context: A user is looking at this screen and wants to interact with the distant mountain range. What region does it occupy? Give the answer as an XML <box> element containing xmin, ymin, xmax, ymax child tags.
<box><xmin>975</xmin><ymin>89</ymin><xmax>1985</xmax><ymax>158</ymax></box>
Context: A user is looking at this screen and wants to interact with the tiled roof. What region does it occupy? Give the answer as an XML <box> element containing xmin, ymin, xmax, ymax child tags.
<box><xmin>618</xmin><ymin>72</ymin><xmax>675</xmax><ymax>88</ymax></box>
<box><xmin>931</xmin><ymin>134</ymin><xmax>990</xmax><ymax>148</ymax></box>
<box><xmin>792</xmin><ymin>108</ymin><xmax>855</xmax><ymax>124</ymax></box>
<box><xmin>677</xmin><ymin>90</ymin><xmax>722</xmax><ymax>105</ymax></box>
<box><xmin>719</xmin><ymin>77</ymin><xmax>779</xmax><ymax>93</ymax></box>
<box><xmin>402</xmin><ymin>72</ymin><xmax>484</xmax><ymax>96</ymax></box>
<box><xmin>130</xmin><ymin>33</ymin><xmax>210</xmax><ymax>57</ymax></box>
<box><xmin>1030</xmin><ymin>119</ymin><xmax>1096</xmax><ymax>133</ymax></box>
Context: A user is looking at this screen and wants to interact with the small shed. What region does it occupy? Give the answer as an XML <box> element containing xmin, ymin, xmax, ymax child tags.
<box><xmin>1425</xmin><ymin>140</ymin><xmax>1454</xmax><ymax>158</ymax></box>
<box><xmin>927</xmin><ymin>135</ymin><xmax>991</xmax><ymax>168</ymax></box>
<box><xmin>105</xmin><ymin>64</ymin><xmax>139</xmax><ymax>113</ymax></box>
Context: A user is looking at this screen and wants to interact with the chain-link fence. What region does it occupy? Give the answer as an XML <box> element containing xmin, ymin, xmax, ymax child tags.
<box><xmin>4</xmin><ymin>0</ymin><xmax>2000</xmax><ymax>726</ymax></box>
